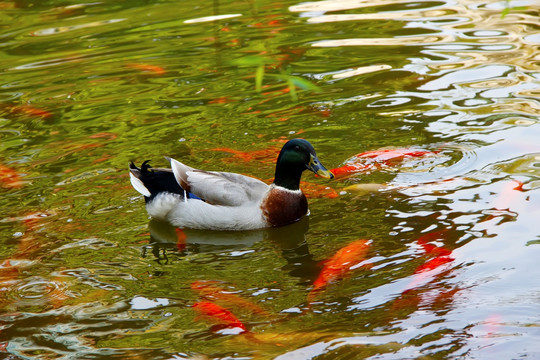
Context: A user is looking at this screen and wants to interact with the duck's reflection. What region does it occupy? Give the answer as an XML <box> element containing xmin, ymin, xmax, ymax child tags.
<box><xmin>264</xmin><ymin>218</ymin><xmax>320</xmax><ymax>281</ymax></box>
<box><xmin>144</xmin><ymin>218</ymin><xmax>319</xmax><ymax>280</ymax></box>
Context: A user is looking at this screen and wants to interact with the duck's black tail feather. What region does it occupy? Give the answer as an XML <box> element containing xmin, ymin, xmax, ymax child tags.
<box><xmin>129</xmin><ymin>160</ymin><xmax>185</xmax><ymax>202</ymax></box>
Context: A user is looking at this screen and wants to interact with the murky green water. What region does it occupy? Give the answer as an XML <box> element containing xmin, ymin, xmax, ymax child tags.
<box><xmin>1</xmin><ymin>0</ymin><xmax>540</xmax><ymax>358</ymax></box>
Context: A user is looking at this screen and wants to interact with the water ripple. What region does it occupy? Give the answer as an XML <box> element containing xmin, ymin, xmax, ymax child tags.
<box><xmin>30</xmin><ymin>18</ymin><xmax>125</xmax><ymax>36</ymax></box>
<box><xmin>0</xmin><ymin>0</ymin><xmax>539</xmax><ymax>358</ymax></box>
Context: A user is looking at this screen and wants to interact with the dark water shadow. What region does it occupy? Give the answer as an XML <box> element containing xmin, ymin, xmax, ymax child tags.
<box><xmin>144</xmin><ymin>218</ymin><xmax>320</xmax><ymax>280</ymax></box>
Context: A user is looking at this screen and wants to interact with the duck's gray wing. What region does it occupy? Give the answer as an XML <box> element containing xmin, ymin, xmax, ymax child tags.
<box><xmin>169</xmin><ymin>158</ymin><xmax>269</xmax><ymax>206</ymax></box>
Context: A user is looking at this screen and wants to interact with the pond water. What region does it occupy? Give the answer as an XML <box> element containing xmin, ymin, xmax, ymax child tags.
<box><xmin>1</xmin><ymin>0</ymin><xmax>540</xmax><ymax>358</ymax></box>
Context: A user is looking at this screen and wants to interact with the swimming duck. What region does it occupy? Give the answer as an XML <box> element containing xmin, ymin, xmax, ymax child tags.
<box><xmin>129</xmin><ymin>139</ymin><xmax>334</xmax><ymax>231</ymax></box>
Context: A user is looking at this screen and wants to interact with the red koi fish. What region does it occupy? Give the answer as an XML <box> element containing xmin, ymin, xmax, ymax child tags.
<box><xmin>414</xmin><ymin>230</ymin><xmax>454</xmax><ymax>274</ymax></box>
<box><xmin>192</xmin><ymin>301</ymin><xmax>246</xmax><ymax>332</ymax></box>
<box><xmin>0</xmin><ymin>164</ymin><xmax>23</xmax><ymax>189</ymax></box>
<box><xmin>126</xmin><ymin>63</ymin><xmax>166</xmax><ymax>75</ymax></box>
<box><xmin>191</xmin><ymin>280</ymin><xmax>268</xmax><ymax>316</ymax></box>
<box><xmin>330</xmin><ymin>164</ymin><xmax>370</xmax><ymax>177</ymax></box>
<box><xmin>391</xmin><ymin>231</ymin><xmax>457</xmax><ymax>312</ymax></box>
<box><xmin>308</xmin><ymin>239</ymin><xmax>371</xmax><ymax>301</ymax></box>
<box><xmin>414</xmin><ymin>255</ymin><xmax>454</xmax><ymax>274</ymax></box>
<box><xmin>416</xmin><ymin>230</ymin><xmax>452</xmax><ymax>257</ymax></box>
<box><xmin>404</xmin><ymin>232</ymin><xmax>454</xmax><ymax>289</ymax></box>
<box><xmin>331</xmin><ymin>148</ymin><xmax>438</xmax><ymax>178</ymax></box>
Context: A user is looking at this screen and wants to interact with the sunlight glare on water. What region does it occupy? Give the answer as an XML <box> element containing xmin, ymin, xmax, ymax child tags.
<box><xmin>0</xmin><ymin>0</ymin><xmax>539</xmax><ymax>358</ymax></box>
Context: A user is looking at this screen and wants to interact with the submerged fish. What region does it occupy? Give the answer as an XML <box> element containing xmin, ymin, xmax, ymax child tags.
<box><xmin>414</xmin><ymin>255</ymin><xmax>454</xmax><ymax>274</ymax></box>
<box><xmin>415</xmin><ymin>230</ymin><xmax>452</xmax><ymax>257</ymax></box>
<box><xmin>210</xmin><ymin>145</ymin><xmax>280</xmax><ymax>163</ymax></box>
<box><xmin>191</xmin><ymin>280</ymin><xmax>269</xmax><ymax>317</ymax></box>
<box><xmin>309</xmin><ymin>239</ymin><xmax>371</xmax><ymax>301</ymax></box>
<box><xmin>7</xmin><ymin>104</ymin><xmax>52</xmax><ymax>118</ymax></box>
<box><xmin>404</xmin><ymin>231</ymin><xmax>455</xmax><ymax>289</ymax></box>
<box><xmin>343</xmin><ymin>183</ymin><xmax>387</xmax><ymax>197</ymax></box>
<box><xmin>126</xmin><ymin>63</ymin><xmax>166</xmax><ymax>75</ymax></box>
<box><xmin>331</xmin><ymin>148</ymin><xmax>438</xmax><ymax>178</ymax></box>
<box><xmin>192</xmin><ymin>301</ymin><xmax>247</xmax><ymax>333</ymax></box>
<box><xmin>300</xmin><ymin>181</ymin><xmax>339</xmax><ymax>199</ymax></box>
<box><xmin>0</xmin><ymin>164</ymin><xmax>23</xmax><ymax>189</ymax></box>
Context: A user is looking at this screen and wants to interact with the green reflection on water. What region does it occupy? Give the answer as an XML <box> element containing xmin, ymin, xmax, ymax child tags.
<box><xmin>0</xmin><ymin>0</ymin><xmax>539</xmax><ymax>358</ymax></box>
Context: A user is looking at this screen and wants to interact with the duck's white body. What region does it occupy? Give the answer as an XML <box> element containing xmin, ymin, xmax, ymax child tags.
<box><xmin>147</xmin><ymin>191</ymin><xmax>266</xmax><ymax>230</ymax></box>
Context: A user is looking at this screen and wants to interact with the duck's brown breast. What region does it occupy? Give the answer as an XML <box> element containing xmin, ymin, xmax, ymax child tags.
<box><xmin>260</xmin><ymin>186</ymin><xmax>308</xmax><ymax>227</ymax></box>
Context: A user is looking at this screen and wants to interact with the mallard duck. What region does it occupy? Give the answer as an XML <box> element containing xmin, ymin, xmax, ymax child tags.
<box><xmin>129</xmin><ymin>139</ymin><xmax>334</xmax><ymax>230</ymax></box>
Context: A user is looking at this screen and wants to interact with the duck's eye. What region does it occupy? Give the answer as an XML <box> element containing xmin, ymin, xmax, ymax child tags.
<box><xmin>294</xmin><ymin>145</ymin><xmax>301</xmax><ymax>152</ymax></box>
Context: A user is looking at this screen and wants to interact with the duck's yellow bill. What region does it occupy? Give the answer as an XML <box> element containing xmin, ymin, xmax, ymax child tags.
<box><xmin>308</xmin><ymin>154</ymin><xmax>334</xmax><ymax>179</ymax></box>
<box><xmin>316</xmin><ymin>168</ymin><xmax>334</xmax><ymax>179</ymax></box>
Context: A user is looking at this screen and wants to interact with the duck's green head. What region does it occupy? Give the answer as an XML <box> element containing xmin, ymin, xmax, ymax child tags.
<box><xmin>274</xmin><ymin>138</ymin><xmax>334</xmax><ymax>190</ymax></box>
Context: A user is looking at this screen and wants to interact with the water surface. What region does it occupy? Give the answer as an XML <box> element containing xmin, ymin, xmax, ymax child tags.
<box><xmin>1</xmin><ymin>0</ymin><xmax>540</xmax><ymax>358</ymax></box>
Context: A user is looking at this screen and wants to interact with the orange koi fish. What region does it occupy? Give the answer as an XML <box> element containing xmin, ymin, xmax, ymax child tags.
<box><xmin>126</xmin><ymin>63</ymin><xmax>166</xmax><ymax>75</ymax></box>
<box><xmin>512</xmin><ymin>180</ymin><xmax>524</xmax><ymax>192</ymax></box>
<box><xmin>300</xmin><ymin>181</ymin><xmax>339</xmax><ymax>199</ymax></box>
<box><xmin>88</xmin><ymin>132</ymin><xmax>117</xmax><ymax>140</ymax></box>
<box><xmin>0</xmin><ymin>259</ymin><xmax>20</xmax><ymax>281</ymax></box>
<box><xmin>8</xmin><ymin>211</ymin><xmax>56</xmax><ymax>259</ymax></box>
<box><xmin>20</xmin><ymin>211</ymin><xmax>55</xmax><ymax>232</ymax></box>
<box><xmin>175</xmin><ymin>228</ymin><xmax>187</xmax><ymax>251</ymax></box>
<box><xmin>391</xmin><ymin>286</ymin><xmax>459</xmax><ymax>313</ymax></box>
<box><xmin>211</xmin><ymin>145</ymin><xmax>280</xmax><ymax>163</ymax></box>
<box><xmin>191</xmin><ymin>280</ymin><xmax>268</xmax><ymax>316</ymax></box>
<box><xmin>47</xmin><ymin>277</ymin><xmax>71</xmax><ymax>309</ymax></box>
<box><xmin>192</xmin><ymin>301</ymin><xmax>247</xmax><ymax>332</ymax></box>
<box><xmin>430</xmin><ymin>287</ymin><xmax>460</xmax><ymax>308</ymax></box>
<box><xmin>208</xmin><ymin>96</ymin><xmax>237</xmax><ymax>104</ymax></box>
<box><xmin>331</xmin><ymin>148</ymin><xmax>438</xmax><ymax>178</ymax></box>
<box><xmin>309</xmin><ymin>239</ymin><xmax>371</xmax><ymax>301</ymax></box>
<box><xmin>390</xmin><ymin>288</ymin><xmax>422</xmax><ymax>312</ymax></box>
<box><xmin>0</xmin><ymin>164</ymin><xmax>23</xmax><ymax>189</ymax></box>
<box><xmin>8</xmin><ymin>105</ymin><xmax>52</xmax><ymax>118</ymax></box>
<box><xmin>252</xmin><ymin>19</ymin><xmax>282</xmax><ymax>28</ymax></box>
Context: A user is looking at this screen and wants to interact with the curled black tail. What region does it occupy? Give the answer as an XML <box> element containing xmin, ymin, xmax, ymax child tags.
<box><xmin>129</xmin><ymin>160</ymin><xmax>185</xmax><ymax>202</ymax></box>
